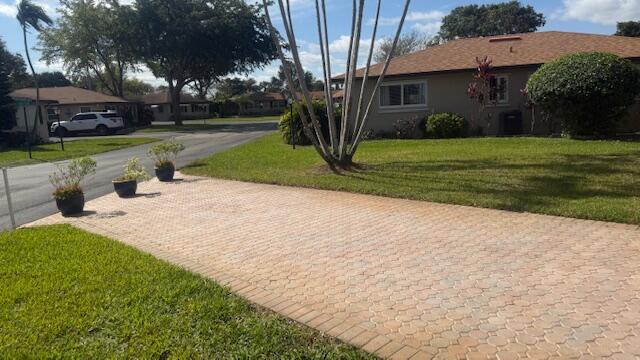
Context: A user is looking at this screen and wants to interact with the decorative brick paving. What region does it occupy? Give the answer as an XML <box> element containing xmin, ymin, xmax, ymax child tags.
<box><xmin>29</xmin><ymin>173</ymin><xmax>640</xmax><ymax>359</ymax></box>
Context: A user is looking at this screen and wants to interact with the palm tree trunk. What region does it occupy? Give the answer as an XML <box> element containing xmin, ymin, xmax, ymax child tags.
<box><xmin>22</xmin><ymin>27</ymin><xmax>40</xmax><ymax>139</ymax></box>
<box><xmin>349</xmin><ymin>0</ymin><xmax>411</xmax><ymax>155</ymax></box>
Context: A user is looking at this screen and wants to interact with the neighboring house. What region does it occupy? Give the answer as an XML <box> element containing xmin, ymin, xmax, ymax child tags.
<box><xmin>4</xmin><ymin>97</ymin><xmax>56</xmax><ymax>141</ymax></box>
<box><xmin>237</xmin><ymin>91</ymin><xmax>344</xmax><ymax>116</ymax></box>
<box><xmin>142</xmin><ymin>90</ymin><xmax>210</xmax><ymax>122</ymax></box>
<box><xmin>10</xmin><ymin>86</ymin><xmax>139</xmax><ymax>130</ymax></box>
<box><xmin>338</xmin><ymin>31</ymin><xmax>640</xmax><ymax>136</ymax></box>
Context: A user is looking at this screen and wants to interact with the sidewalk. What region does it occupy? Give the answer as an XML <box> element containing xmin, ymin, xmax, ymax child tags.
<box><xmin>29</xmin><ymin>173</ymin><xmax>640</xmax><ymax>359</ymax></box>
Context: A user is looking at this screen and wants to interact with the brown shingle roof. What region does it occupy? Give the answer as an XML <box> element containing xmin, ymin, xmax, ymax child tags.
<box><xmin>10</xmin><ymin>86</ymin><xmax>129</xmax><ymax>104</ymax></box>
<box><xmin>141</xmin><ymin>89</ymin><xmax>207</xmax><ymax>104</ymax></box>
<box><xmin>340</xmin><ymin>31</ymin><xmax>640</xmax><ymax>78</ymax></box>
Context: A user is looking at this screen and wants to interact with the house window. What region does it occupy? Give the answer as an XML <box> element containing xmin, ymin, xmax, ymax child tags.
<box><xmin>157</xmin><ymin>105</ymin><xmax>164</xmax><ymax>113</ymax></box>
<box><xmin>380</xmin><ymin>82</ymin><xmax>427</xmax><ymax>108</ymax></box>
<box><xmin>105</xmin><ymin>105</ymin><xmax>117</xmax><ymax>111</ymax></box>
<box><xmin>80</xmin><ymin>106</ymin><xmax>91</xmax><ymax>113</ymax></box>
<box><xmin>191</xmin><ymin>104</ymin><xmax>207</xmax><ymax>113</ymax></box>
<box><xmin>489</xmin><ymin>76</ymin><xmax>508</xmax><ymax>104</ymax></box>
<box><xmin>47</xmin><ymin>108</ymin><xmax>59</xmax><ymax>122</ymax></box>
<box><xmin>180</xmin><ymin>105</ymin><xmax>189</xmax><ymax>113</ymax></box>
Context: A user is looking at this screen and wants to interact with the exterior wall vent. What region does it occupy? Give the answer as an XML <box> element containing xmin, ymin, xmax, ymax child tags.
<box><xmin>489</xmin><ymin>36</ymin><xmax>523</xmax><ymax>43</ymax></box>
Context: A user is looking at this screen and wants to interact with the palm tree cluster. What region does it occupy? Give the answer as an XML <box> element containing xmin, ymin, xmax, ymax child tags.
<box><xmin>262</xmin><ymin>0</ymin><xmax>412</xmax><ymax>169</ymax></box>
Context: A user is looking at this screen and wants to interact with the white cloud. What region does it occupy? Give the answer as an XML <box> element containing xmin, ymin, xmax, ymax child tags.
<box><xmin>0</xmin><ymin>2</ymin><xmax>17</xmax><ymax>17</ymax></box>
<box><xmin>412</xmin><ymin>21</ymin><xmax>442</xmax><ymax>36</ymax></box>
<box><xmin>557</xmin><ymin>0</ymin><xmax>640</xmax><ymax>25</ymax></box>
<box><xmin>375</xmin><ymin>10</ymin><xmax>445</xmax><ymax>26</ymax></box>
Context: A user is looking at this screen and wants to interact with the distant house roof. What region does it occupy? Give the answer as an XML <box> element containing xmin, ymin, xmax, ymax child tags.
<box><xmin>245</xmin><ymin>90</ymin><xmax>344</xmax><ymax>102</ymax></box>
<box><xmin>337</xmin><ymin>31</ymin><xmax>640</xmax><ymax>79</ymax></box>
<box><xmin>10</xmin><ymin>86</ymin><xmax>130</xmax><ymax>105</ymax></box>
<box><xmin>141</xmin><ymin>90</ymin><xmax>208</xmax><ymax>104</ymax></box>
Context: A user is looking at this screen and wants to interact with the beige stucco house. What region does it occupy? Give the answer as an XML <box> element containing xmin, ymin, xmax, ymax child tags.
<box><xmin>142</xmin><ymin>90</ymin><xmax>211</xmax><ymax>122</ymax></box>
<box><xmin>339</xmin><ymin>31</ymin><xmax>640</xmax><ymax>136</ymax></box>
<box><xmin>10</xmin><ymin>86</ymin><xmax>139</xmax><ymax>130</ymax></box>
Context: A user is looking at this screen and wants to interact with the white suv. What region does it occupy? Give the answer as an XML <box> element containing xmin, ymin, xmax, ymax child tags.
<box><xmin>51</xmin><ymin>112</ymin><xmax>125</xmax><ymax>136</ymax></box>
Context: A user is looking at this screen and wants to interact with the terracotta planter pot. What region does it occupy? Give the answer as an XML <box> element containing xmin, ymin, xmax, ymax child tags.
<box><xmin>155</xmin><ymin>163</ymin><xmax>175</xmax><ymax>182</ymax></box>
<box><xmin>55</xmin><ymin>192</ymin><xmax>85</xmax><ymax>216</ymax></box>
<box><xmin>113</xmin><ymin>179</ymin><xmax>137</xmax><ymax>198</ymax></box>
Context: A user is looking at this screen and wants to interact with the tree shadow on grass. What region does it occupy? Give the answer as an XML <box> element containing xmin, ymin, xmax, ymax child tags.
<box><xmin>343</xmin><ymin>151</ymin><xmax>640</xmax><ymax>215</ymax></box>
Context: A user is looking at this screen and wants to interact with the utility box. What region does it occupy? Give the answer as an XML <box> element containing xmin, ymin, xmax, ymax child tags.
<box><xmin>499</xmin><ymin>110</ymin><xmax>523</xmax><ymax>136</ymax></box>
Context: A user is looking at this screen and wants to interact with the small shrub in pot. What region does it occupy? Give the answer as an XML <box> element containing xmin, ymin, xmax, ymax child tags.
<box><xmin>49</xmin><ymin>157</ymin><xmax>97</xmax><ymax>216</ymax></box>
<box><xmin>147</xmin><ymin>140</ymin><xmax>185</xmax><ymax>182</ymax></box>
<box><xmin>113</xmin><ymin>157</ymin><xmax>150</xmax><ymax>198</ymax></box>
<box><xmin>425</xmin><ymin>113</ymin><xmax>468</xmax><ymax>138</ymax></box>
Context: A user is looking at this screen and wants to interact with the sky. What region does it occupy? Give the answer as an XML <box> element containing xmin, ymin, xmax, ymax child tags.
<box><xmin>0</xmin><ymin>0</ymin><xmax>639</xmax><ymax>88</ymax></box>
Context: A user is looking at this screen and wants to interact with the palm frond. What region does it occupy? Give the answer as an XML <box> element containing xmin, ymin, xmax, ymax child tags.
<box><xmin>16</xmin><ymin>0</ymin><xmax>53</xmax><ymax>32</ymax></box>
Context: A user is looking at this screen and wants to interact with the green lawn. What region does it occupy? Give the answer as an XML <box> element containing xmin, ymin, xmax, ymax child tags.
<box><xmin>183</xmin><ymin>133</ymin><xmax>640</xmax><ymax>225</ymax></box>
<box><xmin>136</xmin><ymin>116</ymin><xmax>279</xmax><ymax>133</ymax></box>
<box><xmin>0</xmin><ymin>137</ymin><xmax>160</xmax><ymax>167</ymax></box>
<box><xmin>0</xmin><ymin>225</ymin><xmax>371</xmax><ymax>358</ymax></box>
<box><xmin>208</xmin><ymin>115</ymin><xmax>280</xmax><ymax>123</ymax></box>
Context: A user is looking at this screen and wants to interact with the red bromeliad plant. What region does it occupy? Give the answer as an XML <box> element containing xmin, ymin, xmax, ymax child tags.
<box><xmin>467</xmin><ymin>56</ymin><xmax>501</xmax><ymax>133</ymax></box>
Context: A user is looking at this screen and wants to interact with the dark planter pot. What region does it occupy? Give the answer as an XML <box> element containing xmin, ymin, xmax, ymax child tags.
<box><xmin>155</xmin><ymin>164</ymin><xmax>175</xmax><ymax>182</ymax></box>
<box><xmin>113</xmin><ymin>179</ymin><xmax>137</xmax><ymax>198</ymax></box>
<box><xmin>55</xmin><ymin>192</ymin><xmax>85</xmax><ymax>216</ymax></box>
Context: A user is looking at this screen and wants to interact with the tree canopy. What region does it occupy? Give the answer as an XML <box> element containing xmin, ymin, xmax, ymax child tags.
<box><xmin>0</xmin><ymin>39</ymin><xmax>29</xmax><ymax>90</ymax></box>
<box><xmin>31</xmin><ymin>72</ymin><xmax>72</xmax><ymax>87</ymax></box>
<box><xmin>133</xmin><ymin>0</ymin><xmax>276</xmax><ymax>124</ymax></box>
<box><xmin>40</xmin><ymin>0</ymin><xmax>138</xmax><ymax>98</ymax></box>
<box><xmin>615</xmin><ymin>21</ymin><xmax>640</xmax><ymax>37</ymax></box>
<box><xmin>439</xmin><ymin>1</ymin><xmax>545</xmax><ymax>41</ymax></box>
<box><xmin>0</xmin><ymin>41</ymin><xmax>16</xmax><ymax>131</ymax></box>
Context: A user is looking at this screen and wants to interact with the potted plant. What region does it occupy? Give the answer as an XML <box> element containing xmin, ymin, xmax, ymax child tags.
<box><xmin>113</xmin><ymin>157</ymin><xmax>150</xmax><ymax>198</ymax></box>
<box><xmin>49</xmin><ymin>156</ymin><xmax>97</xmax><ymax>216</ymax></box>
<box><xmin>147</xmin><ymin>140</ymin><xmax>185</xmax><ymax>182</ymax></box>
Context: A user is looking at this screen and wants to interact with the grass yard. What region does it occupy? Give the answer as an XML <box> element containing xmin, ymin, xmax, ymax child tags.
<box><xmin>136</xmin><ymin>116</ymin><xmax>279</xmax><ymax>133</ymax></box>
<box><xmin>208</xmin><ymin>115</ymin><xmax>280</xmax><ymax>123</ymax></box>
<box><xmin>0</xmin><ymin>225</ymin><xmax>371</xmax><ymax>358</ymax></box>
<box><xmin>0</xmin><ymin>137</ymin><xmax>160</xmax><ymax>167</ymax></box>
<box><xmin>183</xmin><ymin>133</ymin><xmax>640</xmax><ymax>225</ymax></box>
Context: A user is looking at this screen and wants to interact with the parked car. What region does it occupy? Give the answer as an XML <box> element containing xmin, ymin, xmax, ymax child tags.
<box><xmin>50</xmin><ymin>112</ymin><xmax>124</xmax><ymax>136</ymax></box>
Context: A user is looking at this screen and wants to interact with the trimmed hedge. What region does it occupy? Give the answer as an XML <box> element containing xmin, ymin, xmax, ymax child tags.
<box><xmin>425</xmin><ymin>113</ymin><xmax>468</xmax><ymax>138</ymax></box>
<box><xmin>527</xmin><ymin>52</ymin><xmax>640</xmax><ymax>137</ymax></box>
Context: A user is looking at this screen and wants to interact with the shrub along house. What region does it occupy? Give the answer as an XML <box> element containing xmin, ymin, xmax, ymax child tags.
<box><xmin>338</xmin><ymin>31</ymin><xmax>640</xmax><ymax>136</ymax></box>
<box><xmin>10</xmin><ymin>86</ymin><xmax>139</xmax><ymax>129</ymax></box>
<box><xmin>142</xmin><ymin>90</ymin><xmax>211</xmax><ymax>122</ymax></box>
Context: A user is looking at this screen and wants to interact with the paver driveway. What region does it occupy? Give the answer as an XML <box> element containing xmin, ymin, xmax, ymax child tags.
<box><xmin>29</xmin><ymin>173</ymin><xmax>640</xmax><ymax>359</ymax></box>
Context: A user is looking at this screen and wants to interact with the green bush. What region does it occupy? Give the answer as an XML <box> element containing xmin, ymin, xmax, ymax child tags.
<box><xmin>527</xmin><ymin>52</ymin><xmax>640</xmax><ymax>137</ymax></box>
<box><xmin>425</xmin><ymin>113</ymin><xmax>468</xmax><ymax>138</ymax></box>
<box><xmin>279</xmin><ymin>100</ymin><xmax>341</xmax><ymax>145</ymax></box>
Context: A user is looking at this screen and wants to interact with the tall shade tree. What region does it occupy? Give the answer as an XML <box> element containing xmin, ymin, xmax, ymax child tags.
<box><xmin>40</xmin><ymin>0</ymin><xmax>138</xmax><ymax>98</ymax></box>
<box><xmin>0</xmin><ymin>38</ymin><xmax>30</xmax><ymax>90</ymax></box>
<box><xmin>16</xmin><ymin>0</ymin><xmax>53</xmax><ymax>134</ymax></box>
<box><xmin>134</xmin><ymin>0</ymin><xmax>276</xmax><ymax>125</ymax></box>
<box><xmin>439</xmin><ymin>1</ymin><xmax>545</xmax><ymax>41</ymax></box>
<box><xmin>263</xmin><ymin>0</ymin><xmax>411</xmax><ymax>168</ymax></box>
<box><xmin>615</xmin><ymin>21</ymin><xmax>640</xmax><ymax>37</ymax></box>
<box><xmin>0</xmin><ymin>43</ymin><xmax>16</xmax><ymax>131</ymax></box>
<box><xmin>40</xmin><ymin>0</ymin><xmax>136</xmax><ymax>97</ymax></box>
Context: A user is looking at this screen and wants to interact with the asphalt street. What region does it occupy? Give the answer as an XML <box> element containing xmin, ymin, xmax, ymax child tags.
<box><xmin>0</xmin><ymin>122</ymin><xmax>276</xmax><ymax>230</ymax></box>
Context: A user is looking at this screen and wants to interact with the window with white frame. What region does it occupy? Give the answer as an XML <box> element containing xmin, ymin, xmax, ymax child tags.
<box><xmin>380</xmin><ymin>82</ymin><xmax>427</xmax><ymax>108</ymax></box>
<box><xmin>489</xmin><ymin>76</ymin><xmax>508</xmax><ymax>104</ymax></box>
